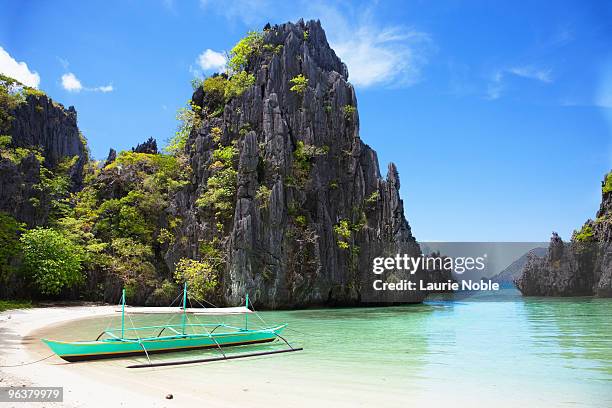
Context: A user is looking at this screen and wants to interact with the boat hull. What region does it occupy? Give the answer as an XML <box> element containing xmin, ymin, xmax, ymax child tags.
<box><xmin>43</xmin><ymin>327</ymin><xmax>284</xmax><ymax>362</ymax></box>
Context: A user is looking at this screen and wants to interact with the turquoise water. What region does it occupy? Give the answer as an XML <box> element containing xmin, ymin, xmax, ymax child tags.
<box><xmin>40</xmin><ymin>289</ymin><xmax>612</xmax><ymax>407</ymax></box>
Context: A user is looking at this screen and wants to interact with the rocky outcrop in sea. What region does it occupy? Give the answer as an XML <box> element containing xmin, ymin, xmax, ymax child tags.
<box><xmin>516</xmin><ymin>174</ymin><xmax>612</xmax><ymax>297</ymax></box>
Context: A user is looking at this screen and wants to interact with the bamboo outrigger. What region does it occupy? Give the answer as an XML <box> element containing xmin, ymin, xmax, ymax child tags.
<box><xmin>42</xmin><ymin>284</ymin><xmax>302</xmax><ymax>367</ymax></box>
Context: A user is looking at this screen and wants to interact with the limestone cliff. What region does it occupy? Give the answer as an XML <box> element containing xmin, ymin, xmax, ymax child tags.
<box><xmin>166</xmin><ymin>20</ymin><xmax>425</xmax><ymax>308</ymax></box>
<box><xmin>0</xmin><ymin>86</ymin><xmax>86</xmax><ymax>227</ymax></box>
<box><xmin>516</xmin><ymin>174</ymin><xmax>612</xmax><ymax>297</ymax></box>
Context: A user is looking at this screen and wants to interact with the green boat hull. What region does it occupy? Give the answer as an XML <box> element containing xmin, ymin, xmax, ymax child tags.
<box><xmin>43</xmin><ymin>326</ymin><xmax>285</xmax><ymax>362</ymax></box>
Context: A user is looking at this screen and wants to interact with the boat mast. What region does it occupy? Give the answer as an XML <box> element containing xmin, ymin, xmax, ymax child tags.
<box><xmin>121</xmin><ymin>288</ymin><xmax>125</xmax><ymax>340</ymax></box>
<box><xmin>245</xmin><ymin>293</ymin><xmax>249</xmax><ymax>330</ymax></box>
<box><xmin>181</xmin><ymin>282</ymin><xmax>187</xmax><ymax>335</ymax></box>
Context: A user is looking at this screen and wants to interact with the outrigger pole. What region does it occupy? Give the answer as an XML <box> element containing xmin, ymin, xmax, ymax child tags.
<box><xmin>126</xmin><ymin>347</ymin><xmax>304</xmax><ymax>369</ymax></box>
<box><xmin>181</xmin><ymin>282</ymin><xmax>188</xmax><ymax>335</ymax></box>
<box><xmin>245</xmin><ymin>293</ymin><xmax>249</xmax><ymax>330</ymax></box>
<box><xmin>121</xmin><ymin>288</ymin><xmax>125</xmax><ymax>340</ymax></box>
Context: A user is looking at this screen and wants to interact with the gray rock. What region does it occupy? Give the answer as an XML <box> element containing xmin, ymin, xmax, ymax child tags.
<box><xmin>166</xmin><ymin>20</ymin><xmax>427</xmax><ymax>308</ymax></box>
<box><xmin>0</xmin><ymin>93</ymin><xmax>86</xmax><ymax>226</ymax></box>
<box><xmin>516</xmin><ymin>174</ymin><xmax>612</xmax><ymax>297</ymax></box>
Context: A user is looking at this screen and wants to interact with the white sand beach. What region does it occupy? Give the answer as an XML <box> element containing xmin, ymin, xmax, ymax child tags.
<box><xmin>1</xmin><ymin>305</ymin><xmax>403</xmax><ymax>408</ymax></box>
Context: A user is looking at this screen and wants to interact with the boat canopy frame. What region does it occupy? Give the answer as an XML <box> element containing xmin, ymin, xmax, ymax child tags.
<box><xmin>107</xmin><ymin>283</ymin><xmax>302</xmax><ymax>368</ymax></box>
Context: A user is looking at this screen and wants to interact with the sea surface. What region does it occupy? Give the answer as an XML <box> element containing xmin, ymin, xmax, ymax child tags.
<box><xmin>38</xmin><ymin>289</ymin><xmax>612</xmax><ymax>407</ymax></box>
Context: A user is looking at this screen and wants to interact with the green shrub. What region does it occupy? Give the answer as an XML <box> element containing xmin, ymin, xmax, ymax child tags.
<box><xmin>228</xmin><ymin>31</ymin><xmax>264</xmax><ymax>73</ymax></box>
<box><xmin>343</xmin><ymin>105</ymin><xmax>356</xmax><ymax>120</ymax></box>
<box><xmin>174</xmin><ymin>258</ymin><xmax>218</xmax><ymax>301</ymax></box>
<box><xmin>166</xmin><ymin>102</ymin><xmax>202</xmax><ymax>155</ymax></box>
<box><xmin>225</xmin><ymin>71</ymin><xmax>255</xmax><ymax>100</ymax></box>
<box><xmin>263</xmin><ymin>44</ymin><xmax>283</xmax><ymax>54</ymax></box>
<box><xmin>365</xmin><ymin>191</ymin><xmax>380</xmax><ymax>206</ymax></box>
<box><xmin>295</xmin><ymin>215</ymin><xmax>307</xmax><ymax>227</ymax></box>
<box><xmin>289</xmin><ymin>74</ymin><xmax>308</xmax><ymax>94</ymax></box>
<box><xmin>603</xmin><ymin>172</ymin><xmax>612</xmax><ymax>194</ymax></box>
<box><xmin>202</xmin><ymin>75</ymin><xmax>227</xmax><ymax>111</ymax></box>
<box><xmin>256</xmin><ymin>185</ymin><xmax>272</xmax><ymax>208</ymax></box>
<box><xmin>196</xmin><ymin>141</ymin><xmax>238</xmax><ymax>219</ymax></box>
<box><xmin>334</xmin><ymin>219</ymin><xmax>352</xmax><ymax>250</ymax></box>
<box><xmin>574</xmin><ymin>224</ymin><xmax>595</xmax><ymax>242</ymax></box>
<box><xmin>0</xmin><ymin>212</ymin><xmax>24</xmax><ymax>285</ymax></box>
<box><xmin>0</xmin><ymin>300</ymin><xmax>32</xmax><ymax>312</ymax></box>
<box><xmin>20</xmin><ymin>228</ymin><xmax>84</xmax><ymax>295</ymax></box>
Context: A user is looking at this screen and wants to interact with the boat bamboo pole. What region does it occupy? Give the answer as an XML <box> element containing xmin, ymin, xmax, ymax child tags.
<box><xmin>245</xmin><ymin>293</ymin><xmax>249</xmax><ymax>330</ymax></box>
<box><xmin>126</xmin><ymin>347</ymin><xmax>304</xmax><ymax>369</ymax></box>
<box><xmin>182</xmin><ymin>282</ymin><xmax>187</xmax><ymax>335</ymax></box>
<box><xmin>121</xmin><ymin>289</ymin><xmax>125</xmax><ymax>340</ymax></box>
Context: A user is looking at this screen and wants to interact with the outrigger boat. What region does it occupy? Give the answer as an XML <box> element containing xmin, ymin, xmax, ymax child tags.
<box><xmin>42</xmin><ymin>284</ymin><xmax>301</xmax><ymax>368</ymax></box>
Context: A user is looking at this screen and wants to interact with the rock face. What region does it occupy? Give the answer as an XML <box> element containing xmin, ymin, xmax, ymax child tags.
<box><xmin>491</xmin><ymin>247</ymin><xmax>547</xmax><ymax>287</ymax></box>
<box><xmin>516</xmin><ymin>175</ymin><xmax>612</xmax><ymax>297</ymax></box>
<box><xmin>0</xmin><ymin>93</ymin><xmax>86</xmax><ymax>226</ymax></box>
<box><xmin>167</xmin><ymin>20</ymin><xmax>425</xmax><ymax>308</ymax></box>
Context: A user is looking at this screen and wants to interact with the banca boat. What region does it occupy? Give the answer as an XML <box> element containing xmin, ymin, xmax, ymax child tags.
<box><xmin>42</xmin><ymin>284</ymin><xmax>301</xmax><ymax>367</ymax></box>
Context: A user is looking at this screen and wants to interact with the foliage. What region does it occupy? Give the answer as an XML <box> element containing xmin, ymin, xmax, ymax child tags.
<box><xmin>202</xmin><ymin>75</ymin><xmax>227</xmax><ymax>112</ymax></box>
<box><xmin>228</xmin><ymin>31</ymin><xmax>264</xmax><ymax>73</ymax></box>
<box><xmin>333</xmin><ymin>219</ymin><xmax>352</xmax><ymax>250</ymax></box>
<box><xmin>0</xmin><ymin>300</ymin><xmax>32</xmax><ymax>312</ymax></box>
<box><xmin>365</xmin><ymin>191</ymin><xmax>380</xmax><ymax>206</ymax></box>
<box><xmin>173</xmin><ymin>258</ymin><xmax>218</xmax><ymax>301</ymax></box>
<box><xmin>574</xmin><ymin>224</ymin><xmax>595</xmax><ymax>242</ymax></box>
<box><xmin>196</xmin><ymin>139</ymin><xmax>238</xmax><ymax>219</ymax></box>
<box><xmin>303</xmin><ymin>30</ymin><xmax>309</xmax><ymax>40</ymax></box>
<box><xmin>0</xmin><ymin>212</ymin><xmax>24</xmax><ymax>285</ymax></box>
<box><xmin>256</xmin><ymin>185</ymin><xmax>272</xmax><ymax>209</ymax></box>
<box><xmin>165</xmin><ymin>102</ymin><xmax>202</xmax><ymax>156</ymax></box>
<box><xmin>151</xmin><ymin>280</ymin><xmax>179</xmax><ymax>304</ymax></box>
<box><xmin>295</xmin><ymin>215</ymin><xmax>307</xmax><ymax>228</ymax></box>
<box><xmin>0</xmin><ymin>75</ymin><xmax>25</xmax><ymax>134</ymax></box>
<box><xmin>289</xmin><ymin>74</ymin><xmax>308</xmax><ymax>94</ymax></box>
<box><xmin>263</xmin><ymin>44</ymin><xmax>283</xmax><ymax>54</ymax></box>
<box><xmin>291</xmin><ymin>141</ymin><xmax>326</xmax><ymax>186</ymax></box>
<box><xmin>343</xmin><ymin>105</ymin><xmax>356</xmax><ymax>120</ymax></box>
<box><xmin>20</xmin><ymin>228</ymin><xmax>84</xmax><ymax>295</ymax></box>
<box><xmin>225</xmin><ymin>71</ymin><xmax>255</xmax><ymax>100</ymax></box>
<box><xmin>603</xmin><ymin>172</ymin><xmax>612</xmax><ymax>194</ymax></box>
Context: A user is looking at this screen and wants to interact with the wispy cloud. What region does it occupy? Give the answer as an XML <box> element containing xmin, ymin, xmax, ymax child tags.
<box><xmin>0</xmin><ymin>46</ymin><xmax>40</xmax><ymax>88</ymax></box>
<box><xmin>61</xmin><ymin>72</ymin><xmax>113</xmax><ymax>93</ymax></box>
<box><xmin>486</xmin><ymin>65</ymin><xmax>553</xmax><ymax>100</ymax></box>
<box><xmin>507</xmin><ymin>66</ymin><xmax>552</xmax><ymax>83</ymax></box>
<box><xmin>331</xmin><ymin>23</ymin><xmax>431</xmax><ymax>88</ymax></box>
<box><xmin>197</xmin><ymin>0</ymin><xmax>433</xmax><ymax>88</ymax></box>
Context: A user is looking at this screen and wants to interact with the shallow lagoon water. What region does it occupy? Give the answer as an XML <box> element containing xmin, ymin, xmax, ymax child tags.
<box><xmin>38</xmin><ymin>289</ymin><xmax>612</xmax><ymax>407</ymax></box>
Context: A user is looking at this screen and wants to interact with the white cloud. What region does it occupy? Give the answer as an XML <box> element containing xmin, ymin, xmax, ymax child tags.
<box><xmin>486</xmin><ymin>72</ymin><xmax>504</xmax><ymax>100</ymax></box>
<box><xmin>0</xmin><ymin>46</ymin><xmax>40</xmax><ymax>88</ymax></box>
<box><xmin>197</xmin><ymin>49</ymin><xmax>227</xmax><ymax>71</ymax></box>
<box><xmin>332</xmin><ymin>25</ymin><xmax>431</xmax><ymax>88</ymax></box>
<box><xmin>486</xmin><ymin>66</ymin><xmax>552</xmax><ymax>100</ymax></box>
<box><xmin>198</xmin><ymin>0</ymin><xmax>432</xmax><ymax>88</ymax></box>
<box><xmin>61</xmin><ymin>72</ymin><xmax>113</xmax><ymax>93</ymax></box>
<box><xmin>94</xmin><ymin>84</ymin><xmax>114</xmax><ymax>93</ymax></box>
<box><xmin>61</xmin><ymin>72</ymin><xmax>82</xmax><ymax>92</ymax></box>
<box><xmin>507</xmin><ymin>66</ymin><xmax>552</xmax><ymax>83</ymax></box>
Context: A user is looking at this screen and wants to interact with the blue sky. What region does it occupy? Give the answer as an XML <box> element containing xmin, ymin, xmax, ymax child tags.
<box><xmin>1</xmin><ymin>0</ymin><xmax>611</xmax><ymax>241</ymax></box>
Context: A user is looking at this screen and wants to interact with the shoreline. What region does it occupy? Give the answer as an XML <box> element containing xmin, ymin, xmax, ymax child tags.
<box><xmin>1</xmin><ymin>302</ymin><xmax>608</xmax><ymax>407</ymax></box>
<box><xmin>0</xmin><ymin>305</ymin><xmax>185</xmax><ymax>407</ymax></box>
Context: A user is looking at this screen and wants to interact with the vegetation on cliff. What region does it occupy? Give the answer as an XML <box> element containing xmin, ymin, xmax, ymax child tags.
<box><xmin>0</xmin><ymin>21</ymin><xmax>424</xmax><ymax>306</ymax></box>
